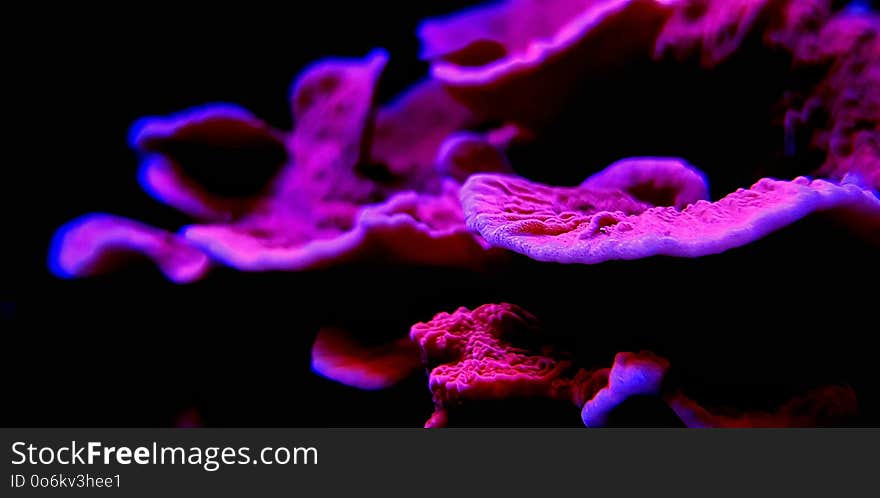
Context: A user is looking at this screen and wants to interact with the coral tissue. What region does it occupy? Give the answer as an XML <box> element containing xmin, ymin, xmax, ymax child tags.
<box><xmin>48</xmin><ymin>0</ymin><xmax>878</xmax><ymax>428</ymax></box>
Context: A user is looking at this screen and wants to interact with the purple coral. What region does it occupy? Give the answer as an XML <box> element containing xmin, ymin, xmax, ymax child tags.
<box><xmin>49</xmin><ymin>214</ymin><xmax>210</xmax><ymax>284</ymax></box>
<box><xmin>582</xmin><ymin>350</ymin><xmax>858</xmax><ymax>428</ymax></box>
<box><xmin>51</xmin><ymin>51</ymin><xmax>503</xmax><ymax>280</ymax></box>
<box><xmin>311</xmin><ymin>327</ymin><xmax>422</xmax><ymax>391</ymax></box>
<box><xmin>409</xmin><ymin>303</ymin><xmax>583</xmax><ymax>428</ymax></box>
<box><xmin>43</xmin><ymin>0</ymin><xmax>879</xmax><ymax>429</ymax></box>
<box><xmin>419</xmin><ymin>0</ymin><xmax>672</xmax><ymax>127</ymax></box>
<box><xmin>408</xmin><ymin>304</ymin><xmax>858</xmax><ymax>428</ymax></box>
<box><xmin>462</xmin><ymin>160</ymin><xmax>880</xmax><ymax>264</ymax></box>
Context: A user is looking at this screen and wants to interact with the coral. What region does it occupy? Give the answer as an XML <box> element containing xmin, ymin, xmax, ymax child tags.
<box><xmin>368</xmin><ymin>80</ymin><xmax>478</xmax><ymax>183</ymax></box>
<box><xmin>410</xmin><ymin>303</ymin><xmax>859</xmax><ymax>428</ymax></box>
<box><xmin>131</xmin><ymin>104</ymin><xmax>285</xmax><ymax>221</ymax></box>
<box><xmin>422</xmin><ymin>0</ymin><xmax>880</xmax><ymax>189</ymax></box>
<box><xmin>580</xmin><ymin>351</ymin><xmax>670</xmax><ymax>427</ymax></box>
<box><xmin>311</xmin><ymin>328</ymin><xmax>422</xmax><ymax>391</ymax></box>
<box><xmin>50</xmin><ymin>51</ymin><xmax>503</xmax><ymax>280</ymax></box>
<box><xmin>772</xmin><ymin>6</ymin><xmax>880</xmax><ymax>189</ymax></box>
<box><xmin>418</xmin><ymin>0</ymin><xmax>671</xmax><ymax>127</ymax></box>
<box><xmin>654</xmin><ymin>0</ymin><xmax>776</xmax><ymax>67</ymax></box>
<box><xmin>668</xmin><ymin>386</ymin><xmax>859</xmax><ymax>428</ymax></box>
<box><xmin>580</xmin><ymin>157</ymin><xmax>710</xmax><ymax>208</ymax></box>
<box><xmin>45</xmin><ymin>0</ymin><xmax>879</xmax><ymax>428</ymax></box>
<box><xmin>49</xmin><ymin>214</ymin><xmax>210</xmax><ymax>284</ymax></box>
<box><xmin>435</xmin><ymin>124</ymin><xmax>524</xmax><ymax>182</ymax></box>
<box><xmin>463</xmin><ymin>159</ymin><xmax>880</xmax><ymax>264</ymax></box>
<box><xmin>581</xmin><ymin>350</ymin><xmax>858</xmax><ymax>428</ymax></box>
<box><xmin>409</xmin><ymin>303</ymin><xmax>584</xmax><ymax>427</ymax></box>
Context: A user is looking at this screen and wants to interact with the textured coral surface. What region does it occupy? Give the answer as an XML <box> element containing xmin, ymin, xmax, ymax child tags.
<box><xmin>463</xmin><ymin>165</ymin><xmax>880</xmax><ymax>264</ymax></box>
<box><xmin>410</xmin><ymin>303</ymin><xmax>582</xmax><ymax>427</ymax></box>
<box><xmin>38</xmin><ymin>0</ymin><xmax>878</xmax><ymax>428</ymax></box>
<box><xmin>409</xmin><ymin>304</ymin><xmax>858</xmax><ymax>428</ymax></box>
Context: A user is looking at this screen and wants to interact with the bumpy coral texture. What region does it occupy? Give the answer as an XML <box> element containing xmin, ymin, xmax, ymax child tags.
<box><xmin>409</xmin><ymin>303</ymin><xmax>585</xmax><ymax>427</ymax></box>
<box><xmin>47</xmin><ymin>0</ymin><xmax>878</xmax><ymax>428</ymax></box>
<box><xmin>410</xmin><ymin>304</ymin><xmax>858</xmax><ymax>428</ymax></box>
<box><xmin>463</xmin><ymin>158</ymin><xmax>880</xmax><ymax>264</ymax></box>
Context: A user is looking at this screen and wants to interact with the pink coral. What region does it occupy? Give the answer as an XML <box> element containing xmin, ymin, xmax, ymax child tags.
<box><xmin>419</xmin><ymin>0</ymin><xmax>672</xmax><ymax>127</ymax></box>
<box><xmin>45</xmin><ymin>0</ymin><xmax>878</xmax><ymax>428</ymax></box>
<box><xmin>580</xmin><ymin>157</ymin><xmax>710</xmax><ymax>208</ymax></box>
<box><xmin>311</xmin><ymin>328</ymin><xmax>422</xmax><ymax>391</ymax></box>
<box><xmin>422</xmin><ymin>0</ymin><xmax>879</xmax><ymax>192</ymax></box>
<box><xmin>653</xmin><ymin>0</ymin><xmax>880</xmax><ymax>188</ymax></box>
<box><xmin>580</xmin><ymin>351</ymin><xmax>670</xmax><ymax>427</ymax></box>
<box><xmin>129</xmin><ymin>104</ymin><xmax>286</xmax><ymax>221</ymax></box>
<box><xmin>409</xmin><ymin>303</ymin><xmax>584</xmax><ymax>427</ymax></box>
<box><xmin>49</xmin><ymin>214</ymin><xmax>210</xmax><ymax>284</ymax></box>
<box><xmin>774</xmin><ymin>8</ymin><xmax>880</xmax><ymax>190</ymax></box>
<box><xmin>51</xmin><ymin>51</ymin><xmax>504</xmax><ymax>280</ymax></box>
<box><xmin>668</xmin><ymin>386</ymin><xmax>859</xmax><ymax>428</ymax></box>
<box><xmin>131</xmin><ymin>103</ymin><xmax>285</xmax><ymax>222</ymax></box>
<box><xmin>179</xmin><ymin>51</ymin><xmax>394</xmax><ymax>270</ymax></box>
<box><xmin>654</xmin><ymin>0</ymin><xmax>775</xmax><ymax>67</ymax></box>
<box><xmin>580</xmin><ymin>350</ymin><xmax>858</xmax><ymax>428</ymax></box>
<box><xmin>462</xmin><ymin>159</ymin><xmax>880</xmax><ymax>264</ymax></box>
<box><xmin>435</xmin><ymin>125</ymin><xmax>524</xmax><ymax>183</ymax></box>
<box><xmin>368</xmin><ymin>80</ymin><xmax>478</xmax><ymax>183</ymax></box>
<box><xmin>409</xmin><ymin>303</ymin><xmax>859</xmax><ymax>427</ymax></box>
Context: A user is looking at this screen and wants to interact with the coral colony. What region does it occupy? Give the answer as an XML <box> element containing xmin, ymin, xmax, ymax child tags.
<box><xmin>50</xmin><ymin>0</ymin><xmax>878</xmax><ymax>427</ymax></box>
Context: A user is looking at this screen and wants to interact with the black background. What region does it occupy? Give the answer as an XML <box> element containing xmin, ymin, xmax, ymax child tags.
<box><xmin>6</xmin><ymin>1</ymin><xmax>879</xmax><ymax>427</ymax></box>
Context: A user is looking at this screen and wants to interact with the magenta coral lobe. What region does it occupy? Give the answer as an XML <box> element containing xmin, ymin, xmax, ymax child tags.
<box><xmin>435</xmin><ymin>123</ymin><xmax>530</xmax><ymax>183</ymax></box>
<box><xmin>178</xmin><ymin>51</ymin><xmax>390</xmax><ymax>271</ymax></box>
<box><xmin>129</xmin><ymin>102</ymin><xmax>284</xmax><ymax>153</ymax></box>
<box><xmin>137</xmin><ymin>157</ymin><xmax>253</xmax><ymax>222</ymax></box>
<box><xmin>654</xmin><ymin>0</ymin><xmax>775</xmax><ymax>67</ymax></box>
<box><xmin>50</xmin><ymin>49</ymin><xmax>505</xmax><ymax>280</ymax></box>
<box><xmin>49</xmin><ymin>214</ymin><xmax>210</xmax><ymax>284</ymax></box>
<box><xmin>579</xmin><ymin>350</ymin><xmax>858</xmax><ymax>428</ymax></box>
<box><xmin>462</xmin><ymin>161</ymin><xmax>880</xmax><ymax>264</ymax></box>
<box><xmin>129</xmin><ymin>103</ymin><xmax>285</xmax><ymax>221</ymax></box>
<box><xmin>419</xmin><ymin>0</ymin><xmax>672</xmax><ymax>127</ymax></box>
<box><xmin>311</xmin><ymin>328</ymin><xmax>422</xmax><ymax>391</ymax></box>
<box><xmin>580</xmin><ymin>156</ymin><xmax>709</xmax><ymax>209</ymax></box>
<box><xmin>157</xmin><ymin>52</ymin><xmax>501</xmax><ymax>273</ymax></box>
<box><xmin>580</xmin><ymin>351</ymin><xmax>670</xmax><ymax>427</ymax></box>
<box><xmin>353</xmin><ymin>180</ymin><xmax>502</xmax><ymax>268</ymax></box>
